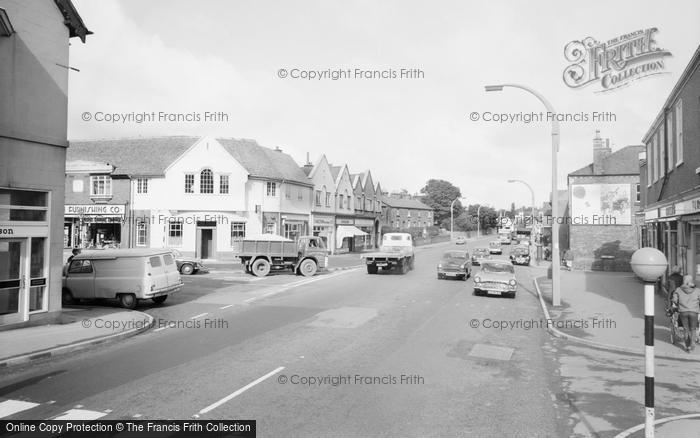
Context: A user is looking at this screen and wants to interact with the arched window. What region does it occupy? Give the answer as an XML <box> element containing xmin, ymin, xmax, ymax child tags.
<box><xmin>200</xmin><ymin>169</ymin><xmax>213</xmax><ymax>193</ymax></box>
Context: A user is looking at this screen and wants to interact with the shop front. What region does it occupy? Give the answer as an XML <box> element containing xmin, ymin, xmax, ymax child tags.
<box><xmin>1</xmin><ymin>188</ymin><xmax>50</xmax><ymax>327</ymax></box>
<box><xmin>311</xmin><ymin>215</ymin><xmax>334</xmax><ymax>252</ymax></box>
<box><xmin>355</xmin><ymin>217</ymin><xmax>377</xmax><ymax>249</ymax></box>
<box><xmin>64</xmin><ymin>204</ymin><xmax>126</xmax><ymax>249</ymax></box>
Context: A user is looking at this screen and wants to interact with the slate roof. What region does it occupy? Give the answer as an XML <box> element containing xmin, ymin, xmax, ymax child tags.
<box><xmin>568</xmin><ymin>145</ymin><xmax>645</xmax><ymax>176</ymax></box>
<box><xmin>381</xmin><ymin>195</ymin><xmax>432</xmax><ymax>210</ymax></box>
<box><xmin>67</xmin><ymin>136</ymin><xmax>200</xmax><ymax>176</ymax></box>
<box><xmin>217</xmin><ymin>138</ymin><xmax>311</xmax><ymax>186</ymax></box>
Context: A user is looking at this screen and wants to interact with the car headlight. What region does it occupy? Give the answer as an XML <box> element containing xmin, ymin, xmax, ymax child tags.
<box><xmin>460</xmin><ymin>263</ymin><xmax>466</xmax><ymax>269</ymax></box>
<box><xmin>509</xmin><ymin>279</ymin><xmax>517</xmax><ymax>286</ymax></box>
<box><xmin>438</xmin><ymin>264</ymin><xmax>443</xmax><ymax>269</ymax></box>
<box><xmin>474</xmin><ymin>276</ymin><xmax>481</xmax><ymax>283</ymax></box>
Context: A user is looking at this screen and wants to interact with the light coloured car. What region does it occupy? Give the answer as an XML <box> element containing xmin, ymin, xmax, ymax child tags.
<box><xmin>471</xmin><ymin>247</ymin><xmax>491</xmax><ymax>265</ymax></box>
<box><xmin>168</xmin><ymin>248</ymin><xmax>207</xmax><ymax>275</ymax></box>
<box><xmin>437</xmin><ymin>250</ymin><xmax>471</xmax><ymax>280</ymax></box>
<box><xmin>455</xmin><ymin>236</ymin><xmax>467</xmax><ymax>245</ymax></box>
<box><xmin>488</xmin><ymin>240</ymin><xmax>502</xmax><ymax>255</ymax></box>
<box><xmin>473</xmin><ymin>260</ymin><xmax>517</xmax><ymax>298</ymax></box>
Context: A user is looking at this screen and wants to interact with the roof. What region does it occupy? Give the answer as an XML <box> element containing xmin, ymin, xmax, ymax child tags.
<box><xmin>74</xmin><ymin>248</ymin><xmax>175</xmax><ymax>259</ymax></box>
<box><xmin>381</xmin><ymin>195</ymin><xmax>432</xmax><ymax>210</ymax></box>
<box><xmin>54</xmin><ymin>0</ymin><xmax>92</xmax><ymax>42</ymax></box>
<box><xmin>67</xmin><ymin>137</ymin><xmax>200</xmax><ymax>176</ymax></box>
<box><xmin>330</xmin><ymin>166</ymin><xmax>342</xmax><ymax>180</ymax></box>
<box><xmin>568</xmin><ymin>145</ymin><xmax>645</xmax><ymax>176</ymax></box>
<box><xmin>218</xmin><ymin>138</ymin><xmax>311</xmax><ymax>186</ymax></box>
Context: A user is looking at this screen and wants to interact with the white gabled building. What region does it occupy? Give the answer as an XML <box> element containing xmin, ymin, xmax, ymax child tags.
<box><xmin>305</xmin><ymin>155</ymin><xmax>337</xmax><ymax>250</ymax></box>
<box><xmin>331</xmin><ymin>164</ymin><xmax>358</xmax><ymax>253</ymax></box>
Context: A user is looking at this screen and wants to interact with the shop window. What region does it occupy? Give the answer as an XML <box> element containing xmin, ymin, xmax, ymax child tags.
<box><xmin>220</xmin><ymin>175</ymin><xmax>229</xmax><ymax>194</ymax></box>
<box><xmin>264</xmin><ymin>222</ymin><xmax>275</xmax><ymax>234</ymax></box>
<box><xmin>285</xmin><ymin>223</ymin><xmax>301</xmax><ymax>241</ymax></box>
<box><xmin>266</xmin><ymin>182</ymin><xmax>277</xmax><ymax>197</ymax></box>
<box><xmin>136</xmin><ymin>221</ymin><xmax>147</xmax><ymax>246</ymax></box>
<box><xmin>90</xmin><ymin>175</ymin><xmax>112</xmax><ymax>198</ymax></box>
<box><xmin>675</xmin><ymin>99</ymin><xmax>683</xmax><ymax>165</ymax></box>
<box><xmin>200</xmin><ymin>169</ymin><xmax>214</xmax><ymax>194</ymax></box>
<box><xmin>231</xmin><ymin>222</ymin><xmax>246</xmax><ymax>244</ymax></box>
<box><xmin>185</xmin><ymin>174</ymin><xmax>194</xmax><ymax>193</ymax></box>
<box><xmin>168</xmin><ymin>222</ymin><xmax>182</xmax><ymax>247</ymax></box>
<box><xmin>137</xmin><ymin>178</ymin><xmax>148</xmax><ymax>194</ymax></box>
<box><xmin>0</xmin><ymin>188</ymin><xmax>48</xmax><ymax>222</ymax></box>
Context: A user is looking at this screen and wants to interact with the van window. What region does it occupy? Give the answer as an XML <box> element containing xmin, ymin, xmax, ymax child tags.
<box><xmin>163</xmin><ymin>254</ymin><xmax>175</xmax><ymax>265</ymax></box>
<box><xmin>68</xmin><ymin>260</ymin><xmax>93</xmax><ymax>274</ymax></box>
<box><xmin>149</xmin><ymin>256</ymin><xmax>162</xmax><ymax>267</ymax></box>
<box><xmin>390</xmin><ymin>235</ymin><xmax>403</xmax><ymax>241</ymax></box>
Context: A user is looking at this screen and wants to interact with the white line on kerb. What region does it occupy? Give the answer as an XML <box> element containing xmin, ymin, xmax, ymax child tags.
<box><xmin>190</xmin><ymin>313</ymin><xmax>208</xmax><ymax>320</ymax></box>
<box><xmin>196</xmin><ymin>366</ymin><xmax>285</xmax><ymax>416</ymax></box>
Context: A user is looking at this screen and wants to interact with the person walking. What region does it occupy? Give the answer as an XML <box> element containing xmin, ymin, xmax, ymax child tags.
<box><xmin>663</xmin><ymin>265</ymin><xmax>684</xmax><ymax>308</ymax></box>
<box><xmin>672</xmin><ymin>275</ymin><xmax>700</xmax><ymax>352</ymax></box>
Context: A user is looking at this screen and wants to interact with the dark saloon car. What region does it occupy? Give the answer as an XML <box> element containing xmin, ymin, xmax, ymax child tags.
<box><xmin>509</xmin><ymin>246</ymin><xmax>531</xmax><ymax>266</ymax></box>
<box><xmin>437</xmin><ymin>250</ymin><xmax>471</xmax><ymax>280</ymax></box>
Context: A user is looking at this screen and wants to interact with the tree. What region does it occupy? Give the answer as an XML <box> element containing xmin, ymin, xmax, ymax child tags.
<box><xmin>420</xmin><ymin>179</ymin><xmax>463</xmax><ymax>228</ymax></box>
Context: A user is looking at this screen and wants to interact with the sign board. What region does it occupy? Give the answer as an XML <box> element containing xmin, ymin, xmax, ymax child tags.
<box><xmin>336</xmin><ymin>218</ymin><xmax>354</xmax><ymax>225</ymax></box>
<box><xmin>570</xmin><ymin>184</ymin><xmax>632</xmax><ymax>225</ymax></box>
<box><xmin>355</xmin><ymin>218</ymin><xmax>375</xmax><ymax>227</ymax></box>
<box><xmin>0</xmin><ymin>224</ymin><xmax>50</xmax><ymax>237</ymax></box>
<box><xmin>65</xmin><ymin>204</ymin><xmax>125</xmax><ymax>216</ymax></box>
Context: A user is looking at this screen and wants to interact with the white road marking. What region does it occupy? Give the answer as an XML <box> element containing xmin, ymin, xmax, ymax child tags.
<box><xmin>52</xmin><ymin>409</ymin><xmax>107</xmax><ymax>420</ymax></box>
<box><xmin>219</xmin><ymin>304</ymin><xmax>234</xmax><ymax>309</ymax></box>
<box><xmin>154</xmin><ymin>327</ymin><xmax>168</xmax><ymax>332</ymax></box>
<box><xmin>133</xmin><ymin>414</ymin><xmax>142</xmax><ymax>418</ymax></box>
<box><xmin>196</xmin><ymin>366</ymin><xmax>285</xmax><ymax>416</ymax></box>
<box><xmin>0</xmin><ymin>400</ymin><xmax>39</xmax><ymax>418</ymax></box>
<box><xmin>190</xmin><ymin>313</ymin><xmax>208</xmax><ymax>320</ymax></box>
<box><xmin>243</xmin><ymin>269</ymin><xmax>359</xmax><ymax>304</ymax></box>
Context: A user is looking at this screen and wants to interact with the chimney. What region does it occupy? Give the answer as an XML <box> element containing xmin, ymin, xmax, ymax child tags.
<box><xmin>301</xmin><ymin>152</ymin><xmax>314</xmax><ymax>175</ymax></box>
<box><xmin>593</xmin><ymin>129</ymin><xmax>612</xmax><ymax>174</ymax></box>
<box><xmin>274</xmin><ymin>146</ymin><xmax>282</xmax><ymax>152</ymax></box>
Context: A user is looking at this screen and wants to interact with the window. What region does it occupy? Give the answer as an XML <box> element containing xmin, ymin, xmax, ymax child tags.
<box><xmin>136</xmin><ymin>220</ymin><xmax>147</xmax><ymax>246</ymax></box>
<box><xmin>137</xmin><ymin>178</ymin><xmax>148</xmax><ymax>194</ymax></box>
<box><xmin>266</xmin><ymin>181</ymin><xmax>277</xmax><ymax>197</ymax></box>
<box><xmin>659</xmin><ymin>123</ymin><xmax>665</xmax><ymax>178</ymax></box>
<box><xmin>220</xmin><ymin>175</ymin><xmax>229</xmax><ymax>194</ymax></box>
<box><xmin>265</xmin><ymin>222</ymin><xmax>275</xmax><ymax>234</ymax></box>
<box><xmin>72</xmin><ymin>179</ymin><xmax>83</xmax><ymax>193</ymax></box>
<box><xmin>325</xmin><ymin>192</ymin><xmax>331</xmax><ymax>207</ymax></box>
<box><xmin>345</xmin><ymin>191</ymin><xmax>350</xmax><ymax>209</ymax></box>
<box><xmin>90</xmin><ymin>175</ymin><xmax>112</xmax><ymax>197</ymax></box>
<box><xmin>298</xmin><ymin>188</ymin><xmax>303</xmax><ymax>200</ymax></box>
<box><xmin>200</xmin><ymin>169</ymin><xmax>213</xmax><ymax>194</ymax></box>
<box><xmin>0</xmin><ymin>188</ymin><xmax>48</xmax><ymax>221</ymax></box>
<box><xmin>315</xmin><ymin>190</ymin><xmax>322</xmax><ymax>206</ymax></box>
<box><xmin>646</xmin><ymin>142</ymin><xmax>652</xmax><ymax>187</ymax></box>
<box><xmin>395</xmin><ymin>210</ymin><xmax>400</xmax><ymax>217</ymax></box>
<box><xmin>185</xmin><ymin>174</ymin><xmax>194</xmax><ymax>193</ymax></box>
<box><xmin>675</xmin><ymin>99</ymin><xmax>683</xmax><ymax>165</ymax></box>
<box><xmin>231</xmin><ymin>222</ymin><xmax>246</xmax><ymax>244</ymax></box>
<box><xmin>163</xmin><ymin>254</ymin><xmax>175</xmax><ymax>265</ymax></box>
<box><xmin>68</xmin><ymin>259</ymin><xmax>93</xmax><ymax>274</ymax></box>
<box><xmin>285</xmin><ymin>184</ymin><xmax>291</xmax><ymax>199</ymax></box>
<box><xmin>149</xmin><ymin>256</ymin><xmax>162</xmax><ymax>267</ymax></box>
<box><xmin>652</xmin><ymin>134</ymin><xmax>659</xmax><ymax>182</ymax></box>
<box><xmin>168</xmin><ymin>221</ymin><xmax>182</xmax><ymax>247</ymax></box>
<box><xmin>636</xmin><ymin>184</ymin><xmax>641</xmax><ymax>202</ymax></box>
<box><xmin>668</xmin><ymin>115</ymin><xmax>675</xmax><ymax>171</ymax></box>
<box><xmin>338</xmin><ymin>194</ymin><xmax>344</xmax><ymax>209</ymax></box>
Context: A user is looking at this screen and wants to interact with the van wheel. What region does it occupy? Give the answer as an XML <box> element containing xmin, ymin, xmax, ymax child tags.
<box><xmin>180</xmin><ymin>264</ymin><xmax>195</xmax><ymax>275</ymax></box>
<box><xmin>252</xmin><ymin>259</ymin><xmax>271</xmax><ymax>277</ymax></box>
<box><xmin>118</xmin><ymin>293</ymin><xmax>138</xmax><ymax>309</ymax></box>
<box><xmin>62</xmin><ymin>288</ymin><xmax>76</xmax><ymax>305</ymax></box>
<box><xmin>367</xmin><ymin>265</ymin><xmax>378</xmax><ymax>275</ymax></box>
<box><xmin>152</xmin><ymin>295</ymin><xmax>168</xmax><ymax>304</ymax></box>
<box><xmin>299</xmin><ymin>259</ymin><xmax>317</xmax><ymax>277</ymax></box>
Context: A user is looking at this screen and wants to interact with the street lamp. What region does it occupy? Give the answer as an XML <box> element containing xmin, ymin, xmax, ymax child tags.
<box><xmin>507</xmin><ymin>179</ymin><xmax>535</xmax><ymax>227</ymax></box>
<box><xmin>486</xmin><ymin>83</ymin><xmax>561</xmax><ymax>306</ymax></box>
<box><xmin>450</xmin><ymin>197</ymin><xmax>465</xmax><ymax>241</ymax></box>
<box><xmin>476</xmin><ymin>204</ymin><xmax>483</xmax><ymax>238</ymax></box>
<box><xmin>630</xmin><ymin>248</ymin><xmax>667</xmax><ymax>438</ymax></box>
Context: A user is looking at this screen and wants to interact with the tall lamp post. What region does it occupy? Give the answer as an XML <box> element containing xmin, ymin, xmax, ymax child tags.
<box><xmin>507</xmin><ymin>179</ymin><xmax>535</xmax><ymax>227</ymax></box>
<box><xmin>486</xmin><ymin>83</ymin><xmax>561</xmax><ymax>306</ymax></box>
<box><xmin>450</xmin><ymin>197</ymin><xmax>464</xmax><ymax>241</ymax></box>
<box><xmin>476</xmin><ymin>204</ymin><xmax>483</xmax><ymax>238</ymax></box>
<box><xmin>630</xmin><ymin>248</ymin><xmax>667</xmax><ymax>438</ymax></box>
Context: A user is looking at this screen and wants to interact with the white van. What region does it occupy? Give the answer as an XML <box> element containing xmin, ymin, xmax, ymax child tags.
<box><xmin>62</xmin><ymin>248</ymin><xmax>183</xmax><ymax>309</ymax></box>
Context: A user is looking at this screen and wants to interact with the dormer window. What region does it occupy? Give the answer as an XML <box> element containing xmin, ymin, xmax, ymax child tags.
<box><xmin>90</xmin><ymin>175</ymin><xmax>112</xmax><ymax>200</ymax></box>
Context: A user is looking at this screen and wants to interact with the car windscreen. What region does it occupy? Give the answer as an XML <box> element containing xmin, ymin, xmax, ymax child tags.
<box><xmin>481</xmin><ymin>263</ymin><xmax>514</xmax><ymax>274</ymax></box>
<box><xmin>474</xmin><ymin>248</ymin><xmax>489</xmax><ymax>255</ymax></box>
<box><xmin>443</xmin><ymin>252</ymin><xmax>467</xmax><ymax>260</ymax></box>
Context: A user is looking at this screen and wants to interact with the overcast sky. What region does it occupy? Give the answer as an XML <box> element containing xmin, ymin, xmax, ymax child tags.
<box><xmin>68</xmin><ymin>0</ymin><xmax>700</xmax><ymax>210</ymax></box>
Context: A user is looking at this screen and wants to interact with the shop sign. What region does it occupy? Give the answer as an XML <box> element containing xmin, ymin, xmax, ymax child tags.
<box><xmin>336</xmin><ymin>218</ymin><xmax>354</xmax><ymax>225</ymax></box>
<box><xmin>65</xmin><ymin>204</ymin><xmax>125</xmax><ymax>216</ymax></box>
<box><xmin>0</xmin><ymin>224</ymin><xmax>49</xmax><ymax>237</ymax></box>
<box><xmin>664</xmin><ymin>205</ymin><xmax>676</xmax><ymax>217</ymax></box>
<box><xmin>644</xmin><ymin>209</ymin><xmax>659</xmax><ymax>221</ymax></box>
<box><xmin>355</xmin><ymin>218</ymin><xmax>374</xmax><ymax>226</ymax></box>
<box><xmin>313</xmin><ymin>216</ymin><xmax>333</xmax><ymax>225</ymax></box>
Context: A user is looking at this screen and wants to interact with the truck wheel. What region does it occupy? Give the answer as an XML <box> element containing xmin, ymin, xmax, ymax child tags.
<box><xmin>299</xmin><ymin>259</ymin><xmax>317</xmax><ymax>277</ymax></box>
<box><xmin>252</xmin><ymin>259</ymin><xmax>271</xmax><ymax>277</ymax></box>
<box><xmin>367</xmin><ymin>265</ymin><xmax>378</xmax><ymax>274</ymax></box>
<box><xmin>119</xmin><ymin>293</ymin><xmax>138</xmax><ymax>309</ymax></box>
<box><xmin>152</xmin><ymin>295</ymin><xmax>168</xmax><ymax>304</ymax></box>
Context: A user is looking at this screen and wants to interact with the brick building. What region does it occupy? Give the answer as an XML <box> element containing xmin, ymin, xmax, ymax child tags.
<box><xmin>640</xmin><ymin>44</ymin><xmax>700</xmax><ymax>283</ymax></box>
<box><xmin>566</xmin><ymin>131</ymin><xmax>644</xmax><ymax>271</ymax></box>
<box><xmin>380</xmin><ymin>193</ymin><xmax>434</xmax><ymax>231</ymax></box>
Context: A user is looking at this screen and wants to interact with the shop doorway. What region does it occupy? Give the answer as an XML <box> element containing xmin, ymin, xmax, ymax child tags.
<box><xmin>196</xmin><ymin>221</ymin><xmax>217</xmax><ymax>260</ymax></box>
<box><xmin>694</xmin><ymin>232</ymin><xmax>700</xmax><ymax>285</ymax></box>
<box><xmin>0</xmin><ymin>239</ymin><xmax>26</xmax><ymax>325</ymax></box>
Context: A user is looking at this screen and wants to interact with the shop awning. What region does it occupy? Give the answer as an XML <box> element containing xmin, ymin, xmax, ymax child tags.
<box><xmin>336</xmin><ymin>225</ymin><xmax>368</xmax><ymax>247</ymax></box>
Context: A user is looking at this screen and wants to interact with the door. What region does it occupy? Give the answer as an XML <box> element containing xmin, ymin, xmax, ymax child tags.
<box><xmin>0</xmin><ymin>239</ymin><xmax>27</xmax><ymax>325</ymax></box>
<box><xmin>198</xmin><ymin>228</ymin><xmax>215</xmax><ymax>259</ymax></box>
<box><xmin>694</xmin><ymin>232</ymin><xmax>700</xmax><ymax>286</ymax></box>
<box><xmin>148</xmin><ymin>255</ymin><xmax>168</xmax><ymax>292</ymax></box>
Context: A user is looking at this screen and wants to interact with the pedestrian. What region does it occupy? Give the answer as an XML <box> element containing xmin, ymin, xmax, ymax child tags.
<box><xmin>663</xmin><ymin>265</ymin><xmax>684</xmax><ymax>308</ymax></box>
<box><xmin>66</xmin><ymin>247</ymin><xmax>81</xmax><ymax>265</ymax></box>
<box><xmin>671</xmin><ymin>275</ymin><xmax>700</xmax><ymax>352</ymax></box>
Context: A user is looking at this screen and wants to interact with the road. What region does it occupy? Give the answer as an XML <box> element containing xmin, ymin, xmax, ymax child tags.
<box><xmin>1</xmin><ymin>238</ymin><xmax>572</xmax><ymax>437</ymax></box>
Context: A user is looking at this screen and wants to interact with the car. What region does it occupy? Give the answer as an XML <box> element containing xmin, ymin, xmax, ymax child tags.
<box><xmin>455</xmin><ymin>236</ymin><xmax>467</xmax><ymax>245</ymax></box>
<box><xmin>471</xmin><ymin>247</ymin><xmax>491</xmax><ymax>265</ymax></box>
<box><xmin>437</xmin><ymin>250</ymin><xmax>471</xmax><ymax>280</ymax></box>
<box><xmin>509</xmin><ymin>246</ymin><xmax>531</xmax><ymax>266</ymax></box>
<box><xmin>473</xmin><ymin>260</ymin><xmax>517</xmax><ymax>298</ymax></box>
<box><xmin>488</xmin><ymin>240</ymin><xmax>502</xmax><ymax>254</ymax></box>
<box><xmin>498</xmin><ymin>234</ymin><xmax>511</xmax><ymax>244</ymax></box>
<box><xmin>168</xmin><ymin>248</ymin><xmax>207</xmax><ymax>275</ymax></box>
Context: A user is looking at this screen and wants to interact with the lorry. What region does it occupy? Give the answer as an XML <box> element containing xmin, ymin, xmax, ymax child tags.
<box><xmin>362</xmin><ymin>232</ymin><xmax>415</xmax><ymax>274</ymax></box>
<box><xmin>234</xmin><ymin>235</ymin><xmax>328</xmax><ymax>277</ymax></box>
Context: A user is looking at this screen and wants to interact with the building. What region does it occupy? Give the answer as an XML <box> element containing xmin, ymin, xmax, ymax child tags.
<box><xmin>350</xmin><ymin>171</ymin><xmax>381</xmax><ymax>249</ymax></box>
<box><xmin>0</xmin><ymin>0</ymin><xmax>90</xmax><ymax>327</ymax></box>
<box><xmin>305</xmin><ymin>155</ymin><xmax>337</xmax><ymax>250</ymax></box>
<box><xmin>331</xmin><ymin>164</ymin><xmax>361</xmax><ymax>253</ymax></box>
<box><xmin>67</xmin><ymin>136</ymin><xmax>313</xmax><ymax>260</ymax></box>
<box><xmin>640</xmin><ymin>44</ymin><xmax>700</xmax><ymax>283</ymax></box>
<box><xmin>566</xmin><ymin>130</ymin><xmax>644</xmax><ymax>271</ymax></box>
<box><xmin>380</xmin><ymin>193</ymin><xmax>433</xmax><ymax>231</ymax></box>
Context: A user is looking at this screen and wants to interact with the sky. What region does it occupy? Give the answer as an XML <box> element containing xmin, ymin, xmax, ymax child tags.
<box><xmin>68</xmin><ymin>0</ymin><xmax>700</xmax><ymax>210</ymax></box>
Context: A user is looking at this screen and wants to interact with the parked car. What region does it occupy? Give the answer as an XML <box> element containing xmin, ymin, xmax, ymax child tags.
<box><xmin>471</xmin><ymin>247</ymin><xmax>491</xmax><ymax>265</ymax></box>
<box><xmin>488</xmin><ymin>240</ymin><xmax>502</xmax><ymax>254</ymax></box>
<box><xmin>168</xmin><ymin>248</ymin><xmax>207</xmax><ymax>275</ymax></box>
<box><xmin>62</xmin><ymin>248</ymin><xmax>183</xmax><ymax>309</ymax></box>
<box><xmin>437</xmin><ymin>250</ymin><xmax>471</xmax><ymax>280</ymax></box>
<box><xmin>509</xmin><ymin>246</ymin><xmax>531</xmax><ymax>266</ymax></box>
<box><xmin>455</xmin><ymin>236</ymin><xmax>467</xmax><ymax>245</ymax></box>
<box><xmin>473</xmin><ymin>260</ymin><xmax>517</xmax><ymax>298</ymax></box>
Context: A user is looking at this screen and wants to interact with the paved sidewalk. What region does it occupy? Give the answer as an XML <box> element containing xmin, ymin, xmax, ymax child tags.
<box><xmin>0</xmin><ymin>307</ymin><xmax>153</xmax><ymax>367</ymax></box>
<box><xmin>616</xmin><ymin>414</ymin><xmax>700</xmax><ymax>437</ymax></box>
<box><xmin>535</xmin><ymin>270</ymin><xmax>700</xmax><ymax>359</ymax></box>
